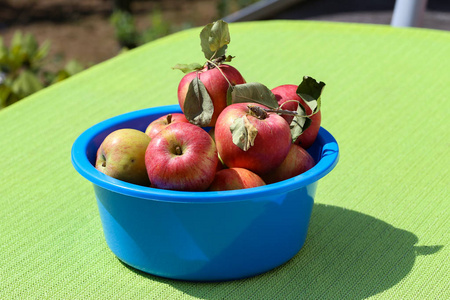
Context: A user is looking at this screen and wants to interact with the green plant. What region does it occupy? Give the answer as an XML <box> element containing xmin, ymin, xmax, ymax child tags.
<box><xmin>110</xmin><ymin>10</ymin><xmax>140</xmax><ymax>49</ymax></box>
<box><xmin>110</xmin><ymin>9</ymin><xmax>189</xmax><ymax>50</ymax></box>
<box><xmin>0</xmin><ymin>31</ymin><xmax>84</xmax><ymax>109</ymax></box>
<box><xmin>140</xmin><ymin>9</ymin><xmax>172</xmax><ymax>44</ymax></box>
<box><xmin>44</xmin><ymin>59</ymin><xmax>84</xmax><ymax>84</ymax></box>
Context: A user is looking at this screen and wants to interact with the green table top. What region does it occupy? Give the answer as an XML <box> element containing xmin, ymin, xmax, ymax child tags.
<box><xmin>1</xmin><ymin>20</ymin><xmax>449</xmax><ymax>299</ymax></box>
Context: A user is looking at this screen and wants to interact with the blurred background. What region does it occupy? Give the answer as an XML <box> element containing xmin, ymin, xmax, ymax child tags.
<box><xmin>1</xmin><ymin>0</ymin><xmax>449</xmax><ymax>109</ymax></box>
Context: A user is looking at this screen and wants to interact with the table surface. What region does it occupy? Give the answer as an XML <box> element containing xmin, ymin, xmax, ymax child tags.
<box><xmin>1</xmin><ymin>20</ymin><xmax>449</xmax><ymax>299</ymax></box>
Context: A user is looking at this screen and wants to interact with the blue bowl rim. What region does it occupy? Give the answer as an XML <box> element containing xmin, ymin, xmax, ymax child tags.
<box><xmin>71</xmin><ymin>105</ymin><xmax>339</xmax><ymax>203</ymax></box>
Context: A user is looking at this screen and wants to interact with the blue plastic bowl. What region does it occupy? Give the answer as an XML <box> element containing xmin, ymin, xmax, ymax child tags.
<box><xmin>71</xmin><ymin>104</ymin><xmax>339</xmax><ymax>281</ymax></box>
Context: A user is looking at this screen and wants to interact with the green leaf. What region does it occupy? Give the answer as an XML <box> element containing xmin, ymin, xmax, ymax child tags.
<box><xmin>33</xmin><ymin>40</ymin><xmax>51</xmax><ymax>64</ymax></box>
<box><xmin>22</xmin><ymin>33</ymin><xmax>39</xmax><ymax>57</ymax></box>
<box><xmin>64</xmin><ymin>60</ymin><xmax>84</xmax><ymax>76</ymax></box>
<box><xmin>209</xmin><ymin>20</ymin><xmax>230</xmax><ymax>51</ymax></box>
<box><xmin>8</xmin><ymin>32</ymin><xmax>26</xmax><ymax>71</ymax></box>
<box><xmin>0</xmin><ymin>84</ymin><xmax>12</xmax><ymax>108</ymax></box>
<box><xmin>0</xmin><ymin>37</ymin><xmax>7</xmax><ymax>63</ymax></box>
<box><xmin>224</xmin><ymin>55</ymin><xmax>234</xmax><ymax>62</ymax></box>
<box><xmin>11</xmin><ymin>31</ymin><xmax>23</xmax><ymax>50</ymax></box>
<box><xmin>289</xmin><ymin>104</ymin><xmax>312</xmax><ymax>142</ymax></box>
<box><xmin>296</xmin><ymin>76</ymin><xmax>325</xmax><ymax>115</ymax></box>
<box><xmin>0</xmin><ymin>47</ymin><xmax>7</xmax><ymax>65</ymax></box>
<box><xmin>227</xmin><ymin>82</ymin><xmax>278</xmax><ymax>109</ymax></box>
<box><xmin>183</xmin><ymin>76</ymin><xmax>214</xmax><ymax>126</ymax></box>
<box><xmin>172</xmin><ymin>63</ymin><xmax>204</xmax><ymax>74</ymax></box>
<box><xmin>200</xmin><ymin>23</ymin><xmax>214</xmax><ymax>59</ymax></box>
<box><xmin>230</xmin><ymin>115</ymin><xmax>258</xmax><ymax>151</ymax></box>
<box><xmin>50</xmin><ymin>70</ymin><xmax>70</xmax><ymax>84</ymax></box>
<box><xmin>200</xmin><ymin>20</ymin><xmax>230</xmax><ymax>60</ymax></box>
<box><xmin>11</xmin><ymin>70</ymin><xmax>43</xmax><ymax>98</ymax></box>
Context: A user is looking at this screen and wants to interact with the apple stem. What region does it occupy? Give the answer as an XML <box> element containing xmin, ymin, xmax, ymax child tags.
<box><xmin>175</xmin><ymin>146</ymin><xmax>182</xmax><ymax>155</ymax></box>
<box><xmin>101</xmin><ymin>154</ymin><xmax>107</xmax><ymax>167</ymax></box>
<box><xmin>279</xmin><ymin>100</ymin><xmax>317</xmax><ymax>117</ymax></box>
<box><xmin>167</xmin><ymin>114</ymin><xmax>172</xmax><ymax>124</ymax></box>
<box><xmin>248</xmin><ymin>104</ymin><xmax>312</xmax><ymax>118</ymax></box>
<box><xmin>248</xmin><ymin>105</ymin><xmax>268</xmax><ymax>119</ymax></box>
<box><xmin>206</xmin><ymin>59</ymin><xmax>233</xmax><ymax>88</ymax></box>
<box><xmin>279</xmin><ymin>100</ymin><xmax>300</xmax><ymax>110</ymax></box>
<box><xmin>206</xmin><ymin>55</ymin><xmax>225</xmax><ymax>69</ymax></box>
<box><xmin>265</xmin><ymin>108</ymin><xmax>299</xmax><ymax>116</ymax></box>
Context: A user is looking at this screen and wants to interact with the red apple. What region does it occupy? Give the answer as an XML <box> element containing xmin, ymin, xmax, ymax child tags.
<box><xmin>145</xmin><ymin>122</ymin><xmax>218</xmax><ymax>191</ymax></box>
<box><xmin>208</xmin><ymin>127</ymin><xmax>226</xmax><ymax>172</ymax></box>
<box><xmin>262</xmin><ymin>144</ymin><xmax>315</xmax><ymax>184</ymax></box>
<box><xmin>214</xmin><ymin>103</ymin><xmax>291</xmax><ymax>176</ymax></box>
<box><xmin>177</xmin><ymin>64</ymin><xmax>246</xmax><ymax>127</ymax></box>
<box><xmin>95</xmin><ymin>129</ymin><xmax>151</xmax><ymax>186</ymax></box>
<box><xmin>144</xmin><ymin>113</ymin><xmax>189</xmax><ymax>139</ymax></box>
<box><xmin>207</xmin><ymin>168</ymin><xmax>266</xmax><ymax>191</ymax></box>
<box><xmin>272</xmin><ymin>84</ymin><xmax>321</xmax><ymax>149</ymax></box>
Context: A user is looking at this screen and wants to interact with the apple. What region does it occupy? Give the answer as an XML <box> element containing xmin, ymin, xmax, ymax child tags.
<box><xmin>95</xmin><ymin>128</ymin><xmax>151</xmax><ymax>186</ymax></box>
<box><xmin>214</xmin><ymin>103</ymin><xmax>292</xmax><ymax>176</ymax></box>
<box><xmin>208</xmin><ymin>168</ymin><xmax>266</xmax><ymax>191</ymax></box>
<box><xmin>208</xmin><ymin>127</ymin><xmax>226</xmax><ymax>172</ymax></box>
<box><xmin>271</xmin><ymin>84</ymin><xmax>321</xmax><ymax>149</ymax></box>
<box><xmin>145</xmin><ymin>122</ymin><xmax>218</xmax><ymax>191</ymax></box>
<box><xmin>207</xmin><ymin>127</ymin><xmax>216</xmax><ymax>142</ymax></box>
<box><xmin>261</xmin><ymin>144</ymin><xmax>315</xmax><ymax>184</ymax></box>
<box><xmin>144</xmin><ymin>113</ymin><xmax>189</xmax><ymax>139</ymax></box>
<box><xmin>177</xmin><ymin>64</ymin><xmax>246</xmax><ymax>127</ymax></box>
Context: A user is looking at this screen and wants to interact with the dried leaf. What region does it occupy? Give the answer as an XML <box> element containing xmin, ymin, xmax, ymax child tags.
<box><xmin>183</xmin><ymin>76</ymin><xmax>214</xmax><ymax>126</ymax></box>
<box><xmin>224</xmin><ymin>55</ymin><xmax>234</xmax><ymax>62</ymax></box>
<box><xmin>289</xmin><ymin>104</ymin><xmax>312</xmax><ymax>142</ymax></box>
<box><xmin>296</xmin><ymin>76</ymin><xmax>325</xmax><ymax>115</ymax></box>
<box><xmin>172</xmin><ymin>63</ymin><xmax>204</xmax><ymax>74</ymax></box>
<box><xmin>230</xmin><ymin>115</ymin><xmax>258</xmax><ymax>151</ymax></box>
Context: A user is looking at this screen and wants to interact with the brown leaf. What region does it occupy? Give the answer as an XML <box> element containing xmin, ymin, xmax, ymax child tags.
<box><xmin>230</xmin><ymin>115</ymin><xmax>258</xmax><ymax>151</ymax></box>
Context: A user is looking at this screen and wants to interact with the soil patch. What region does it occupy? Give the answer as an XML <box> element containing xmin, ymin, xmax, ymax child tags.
<box><xmin>0</xmin><ymin>0</ymin><xmax>221</xmax><ymax>69</ymax></box>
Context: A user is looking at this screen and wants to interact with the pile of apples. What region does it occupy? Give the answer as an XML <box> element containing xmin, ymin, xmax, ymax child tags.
<box><xmin>95</xmin><ymin>20</ymin><xmax>326</xmax><ymax>192</ymax></box>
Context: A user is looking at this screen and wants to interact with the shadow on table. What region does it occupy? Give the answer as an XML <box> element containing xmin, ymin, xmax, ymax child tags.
<box><xmin>122</xmin><ymin>203</ymin><xmax>442</xmax><ymax>299</ymax></box>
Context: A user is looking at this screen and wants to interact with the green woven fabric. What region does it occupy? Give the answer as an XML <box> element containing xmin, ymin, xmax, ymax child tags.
<box><xmin>1</xmin><ymin>21</ymin><xmax>448</xmax><ymax>299</ymax></box>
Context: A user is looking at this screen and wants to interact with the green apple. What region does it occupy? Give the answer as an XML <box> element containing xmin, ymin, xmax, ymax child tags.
<box><xmin>95</xmin><ymin>128</ymin><xmax>151</xmax><ymax>186</ymax></box>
